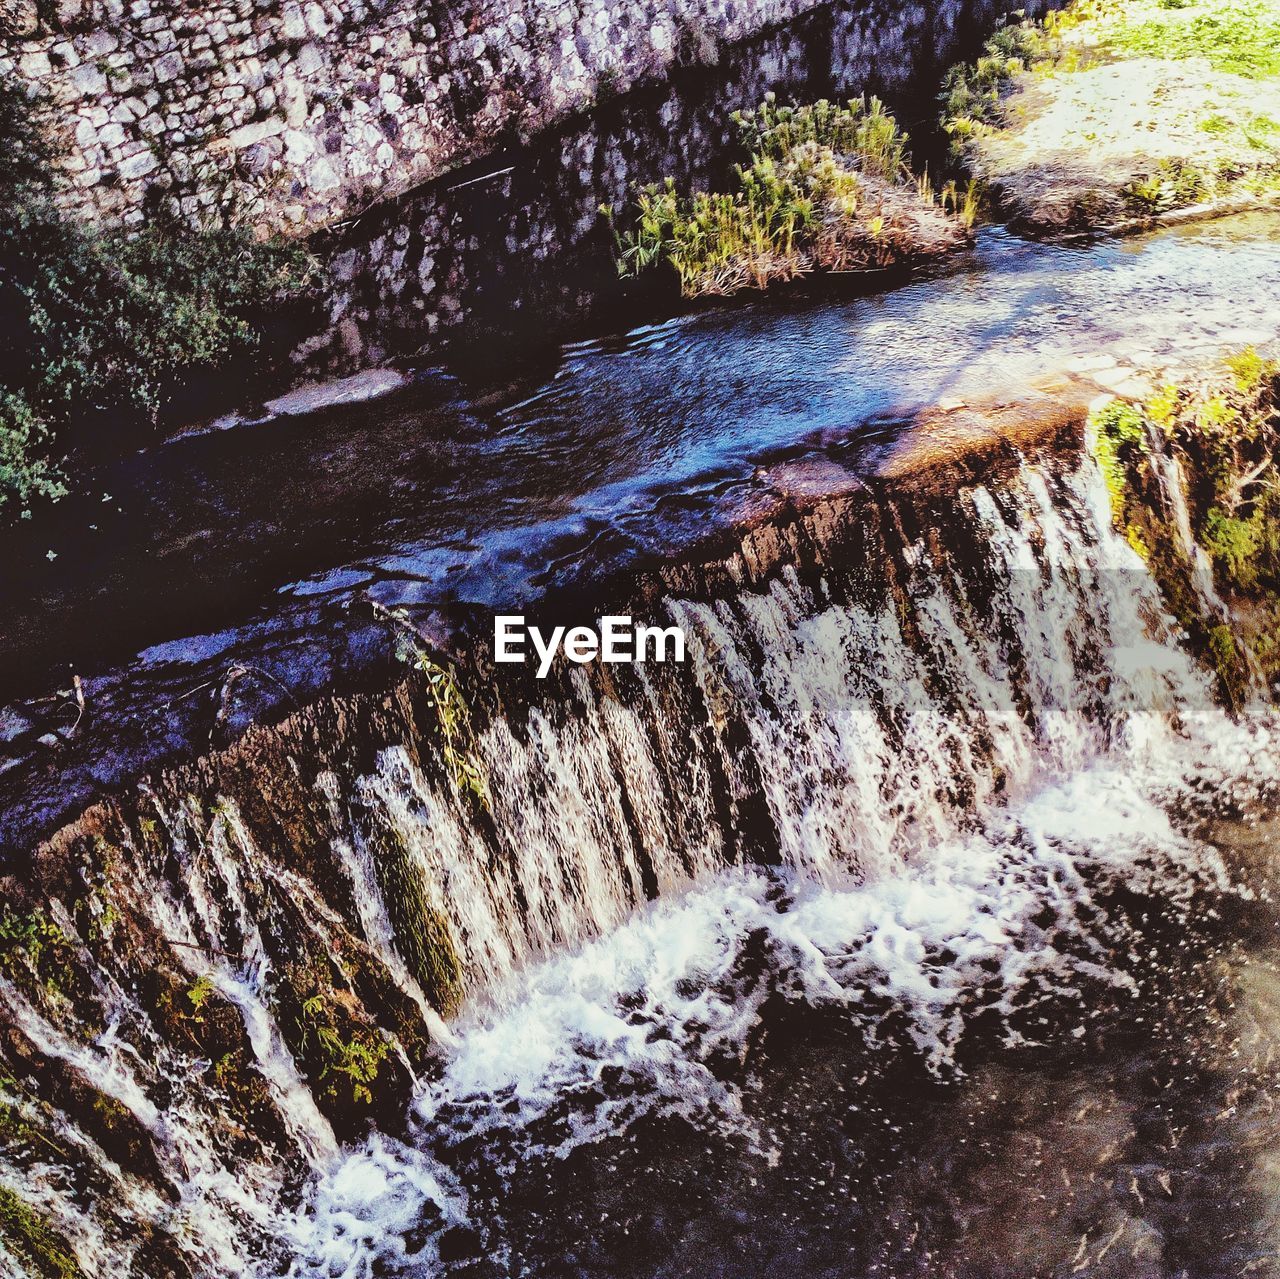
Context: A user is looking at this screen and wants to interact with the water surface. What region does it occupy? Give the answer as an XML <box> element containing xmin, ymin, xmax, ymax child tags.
<box><xmin>4</xmin><ymin>213</ymin><xmax>1280</xmax><ymax>703</ymax></box>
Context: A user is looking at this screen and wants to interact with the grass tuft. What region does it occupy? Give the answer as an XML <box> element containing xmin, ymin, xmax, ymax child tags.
<box><xmin>604</xmin><ymin>94</ymin><xmax>971</xmax><ymax>298</ymax></box>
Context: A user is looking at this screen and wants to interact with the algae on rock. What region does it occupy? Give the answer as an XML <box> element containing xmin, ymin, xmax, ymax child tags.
<box><xmin>1090</xmin><ymin>349</ymin><xmax>1280</xmax><ymax>704</ymax></box>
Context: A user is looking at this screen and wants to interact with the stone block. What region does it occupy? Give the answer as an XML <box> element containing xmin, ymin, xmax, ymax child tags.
<box><xmin>282</xmin><ymin>74</ymin><xmax>308</xmax><ymax>126</ymax></box>
<box><xmin>304</xmin><ymin>0</ymin><xmax>328</xmax><ymax>37</ymax></box>
<box><xmin>229</xmin><ymin>116</ymin><xmax>284</xmax><ymax>148</ymax></box>
<box><xmin>0</xmin><ymin>0</ymin><xmax>39</xmax><ymax>37</ymax></box>
<box><xmin>18</xmin><ymin>50</ymin><xmax>52</xmax><ymax>79</ymax></box>
<box><xmin>50</xmin><ymin>41</ymin><xmax>81</xmax><ymax>68</ymax></box>
<box><xmin>83</xmin><ymin>30</ymin><xmax>119</xmax><ymax>57</ymax></box>
<box><xmin>117</xmin><ymin>147</ymin><xmax>158</xmax><ymax>179</ymax></box>
<box><xmin>281</xmin><ymin>2</ymin><xmax>306</xmax><ymax>40</ymax></box>
<box><xmin>69</xmin><ymin>62</ymin><xmax>108</xmax><ymax>95</ymax></box>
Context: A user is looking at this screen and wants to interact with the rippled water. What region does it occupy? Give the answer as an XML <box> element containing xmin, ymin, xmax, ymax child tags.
<box><xmin>4</xmin><ymin>213</ymin><xmax>1280</xmax><ymax>705</ymax></box>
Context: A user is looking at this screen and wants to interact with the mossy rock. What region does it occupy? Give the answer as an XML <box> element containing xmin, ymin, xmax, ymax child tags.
<box><xmin>356</xmin><ymin>809</ymin><xmax>464</xmax><ymax>1019</ymax></box>
<box><xmin>0</xmin><ymin>1185</ymin><xmax>83</xmax><ymax>1279</ymax></box>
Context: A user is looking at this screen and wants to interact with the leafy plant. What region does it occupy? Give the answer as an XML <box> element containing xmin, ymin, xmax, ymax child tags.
<box><xmin>1122</xmin><ymin>158</ymin><xmax>1212</xmax><ymax>214</ymax></box>
<box><xmin>1</xmin><ymin>390</ymin><xmax>67</xmax><ymax>516</ymax></box>
<box><xmin>186</xmin><ymin>975</ymin><xmax>216</xmax><ymax>1017</ymax></box>
<box><xmin>412</xmin><ymin>651</ymin><xmax>491</xmax><ymax>809</ymax></box>
<box><xmin>605</xmin><ymin>93</ymin><xmax>968</xmax><ymax>298</ymax></box>
<box><xmin>940</xmin><ymin>18</ymin><xmax>1053</xmax><ymax>145</ymax></box>
<box><xmin>296</xmin><ymin>993</ymin><xmax>391</xmax><ymax>1108</ymax></box>
<box><xmin>0</xmin><ymin>908</ymin><xmax>73</xmax><ymax>993</ymax></box>
<box><xmin>0</xmin><ymin>67</ymin><xmax>319</xmax><ymax>522</ymax></box>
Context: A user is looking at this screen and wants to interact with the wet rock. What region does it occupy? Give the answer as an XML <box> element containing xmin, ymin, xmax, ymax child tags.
<box><xmin>0</xmin><ymin>708</ymin><xmax>33</xmax><ymax>746</ymax></box>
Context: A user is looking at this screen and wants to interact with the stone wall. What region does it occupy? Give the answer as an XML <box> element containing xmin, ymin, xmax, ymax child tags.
<box><xmin>298</xmin><ymin>0</ymin><xmax>1007</xmax><ymax>370</ymax></box>
<box><xmin>2</xmin><ymin>0</ymin><xmax>830</xmax><ymax>233</ymax></box>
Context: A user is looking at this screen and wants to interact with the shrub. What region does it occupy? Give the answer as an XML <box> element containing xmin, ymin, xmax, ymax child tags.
<box><xmin>940</xmin><ymin>19</ymin><xmax>1053</xmax><ymax>145</ymax></box>
<box><xmin>1</xmin><ymin>391</ymin><xmax>67</xmax><ymax>517</ymax></box>
<box><xmin>0</xmin><ymin>69</ymin><xmax>319</xmax><ymax>522</ymax></box>
<box><xmin>604</xmin><ymin>94</ymin><xmax>969</xmax><ymax>298</ymax></box>
<box><xmin>11</xmin><ymin>218</ymin><xmax>317</xmax><ymax>425</ymax></box>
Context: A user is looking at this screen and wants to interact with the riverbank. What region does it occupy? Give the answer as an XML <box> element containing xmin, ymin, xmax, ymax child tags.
<box><xmin>1</xmin><ymin>0</ymin><xmax>1014</xmax><ymax>522</ymax></box>
<box><xmin>946</xmin><ymin>0</ymin><xmax>1280</xmax><ymax>234</ymax></box>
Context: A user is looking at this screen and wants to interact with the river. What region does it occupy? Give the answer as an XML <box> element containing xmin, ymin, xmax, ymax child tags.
<box><xmin>2</xmin><ymin>90</ymin><xmax>1280</xmax><ymax>1279</ymax></box>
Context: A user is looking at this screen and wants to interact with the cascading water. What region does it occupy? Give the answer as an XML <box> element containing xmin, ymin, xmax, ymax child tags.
<box><xmin>274</xmin><ymin>456</ymin><xmax>1280</xmax><ymax>1278</ymax></box>
<box><xmin>4</xmin><ymin>434</ymin><xmax>1277</xmax><ymax>1278</ymax></box>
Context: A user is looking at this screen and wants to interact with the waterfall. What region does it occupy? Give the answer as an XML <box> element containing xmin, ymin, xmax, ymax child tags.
<box><xmin>2</xmin><ymin>443</ymin><xmax>1276</xmax><ymax>1278</ymax></box>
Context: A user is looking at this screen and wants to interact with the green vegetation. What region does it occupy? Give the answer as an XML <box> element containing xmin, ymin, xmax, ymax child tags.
<box><xmin>0</xmin><ymin>71</ymin><xmax>318</xmax><ymax>521</ymax></box>
<box><xmin>296</xmin><ymin>993</ymin><xmax>391</xmax><ymax>1108</ymax></box>
<box><xmin>942</xmin><ymin>0</ymin><xmax>1280</xmax><ymax>232</ymax></box>
<box><xmin>1092</xmin><ymin>400</ymin><xmax>1148</xmax><ymax>520</ymax></box>
<box><xmin>361</xmin><ymin>813</ymin><xmax>465</xmax><ymax>1017</ymax></box>
<box><xmin>1121</xmin><ymin>157</ymin><xmax>1212</xmax><ymax>213</ymax></box>
<box><xmin>1098</xmin><ymin>0</ymin><xmax>1280</xmax><ymax>77</ymax></box>
<box><xmin>0</xmin><ymin>1185</ymin><xmax>83</xmax><ymax>1279</ymax></box>
<box><xmin>0</xmin><ymin>907</ymin><xmax>74</xmax><ymax>996</ymax></box>
<box><xmin>398</xmin><ymin>637</ymin><xmax>490</xmax><ymax>810</ymax></box>
<box><xmin>0</xmin><ymin>390</ymin><xmax>66</xmax><ymax>515</ymax></box>
<box><xmin>186</xmin><ymin>975</ymin><xmax>216</xmax><ymax>1017</ymax></box>
<box><xmin>940</xmin><ymin>19</ymin><xmax>1053</xmax><ymax>146</ymax></box>
<box><xmin>604</xmin><ymin>93</ymin><xmax>973</xmax><ymax>298</ymax></box>
<box><xmin>1091</xmin><ymin>348</ymin><xmax>1280</xmax><ymax>702</ymax></box>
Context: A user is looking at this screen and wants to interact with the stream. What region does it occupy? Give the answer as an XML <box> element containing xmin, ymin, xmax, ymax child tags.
<box><xmin>3</xmin><ymin>212</ymin><xmax>1279</xmax><ymax>708</ymax></box>
<box><xmin>4</xmin><ymin>123</ymin><xmax>1280</xmax><ymax>1279</ymax></box>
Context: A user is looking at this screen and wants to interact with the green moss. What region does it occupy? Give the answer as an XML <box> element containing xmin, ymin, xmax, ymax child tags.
<box><xmin>360</xmin><ymin>814</ymin><xmax>465</xmax><ymax>1018</ymax></box>
<box><xmin>1090</xmin><ymin>349</ymin><xmax>1280</xmax><ymax>698</ymax></box>
<box><xmin>1203</xmin><ymin>508</ymin><xmax>1267</xmax><ymax>588</ymax></box>
<box><xmin>0</xmin><ymin>1186</ymin><xmax>83</xmax><ymax>1279</ymax></box>
<box><xmin>1091</xmin><ymin>400</ymin><xmax>1148</xmax><ymax>520</ymax></box>
<box><xmin>1207</xmin><ymin>623</ymin><xmax>1252</xmax><ymax>706</ymax></box>
<box><xmin>1198</xmin><ymin>113</ymin><xmax>1234</xmax><ymax>135</ymax></box>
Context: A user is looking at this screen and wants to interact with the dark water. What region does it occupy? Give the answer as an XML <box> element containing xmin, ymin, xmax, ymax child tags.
<box><xmin>285</xmin><ymin>760</ymin><xmax>1280</xmax><ymax>1279</ymax></box>
<box><xmin>4</xmin><ymin>213</ymin><xmax>1280</xmax><ymax>705</ymax></box>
